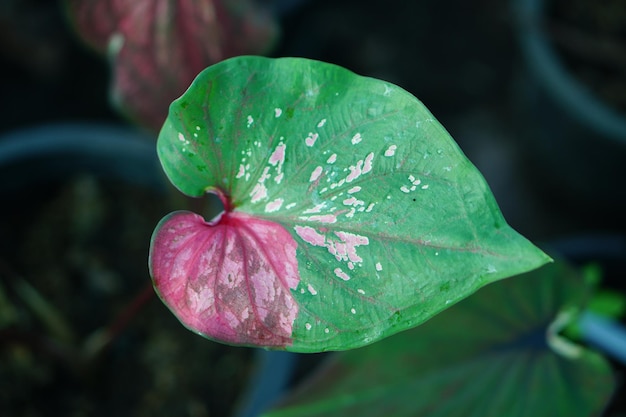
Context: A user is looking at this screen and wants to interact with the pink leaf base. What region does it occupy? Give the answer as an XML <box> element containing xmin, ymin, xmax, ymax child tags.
<box><xmin>150</xmin><ymin>210</ymin><xmax>300</xmax><ymax>347</ymax></box>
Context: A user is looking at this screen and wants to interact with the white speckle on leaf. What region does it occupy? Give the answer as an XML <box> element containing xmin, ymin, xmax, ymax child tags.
<box><xmin>362</xmin><ymin>152</ymin><xmax>374</xmax><ymax>174</ymax></box>
<box><xmin>346</xmin><ymin>160</ymin><xmax>364</xmax><ymax>183</ymax></box>
<box><xmin>317</xmin><ymin>118</ymin><xmax>327</xmax><ymax>127</ymax></box>
<box><xmin>347</xmin><ymin>186</ymin><xmax>361</xmax><ymax>194</ymax></box>
<box><xmin>307</xmin><ymin>284</ymin><xmax>318</xmax><ymax>296</ymax></box>
<box><xmin>177</xmin><ymin>132</ymin><xmax>190</xmax><ymax>146</ymax></box>
<box><xmin>294</xmin><ymin>225</ymin><xmax>326</xmax><ymax>246</ymax></box>
<box><xmin>236</xmin><ymin>164</ymin><xmax>245</xmax><ymax>179</ymax></box>
<box><xmin>400</xmin><ymin>186</ymin><xmax>410</xmax><ymax>193</ymax></box>
<box><xmin>299</xmin><ymin>214</ymin><xmax>337</xmax><ymax>224</ymax></box>
<box><xmin>366</xmin><ymin>203</ymin><xmax>375</xmax><ymax>212</ymax></box>
<box><xmin>351</xmin><ymin>133</ymin><xmax>362</xmax><ymax>145</ymax></box>
<box><xmin>265</xmin><ymin>198</ymin><xmax>284</xmax><ymax>213</ymax></box>
<box><xmin>259</xmin><ymin>166</ymin><xmax>271</xmax><ymax>183</ymax></box>
<box><xmin>334</xmin><ymin>268</ymin><xmax>350</xmax><ymax>281</ymax></box>
<box><xmin>375</xmin><ymin>262</ymin><xmax>383</xmax><ymax>271</ymax></box>
<box><xmin>195</xmin><ymin>125</ymin><xmax>201</xmax><ymax>131</ymax></box>
<box><xmin>384</xmin><ymin>144</ymin><xmax>397</xmax><ymax>157</ymax></box>
<box><xmin>357</xmin><ymin>289</ymin><xmax>365</xmax><ymax>295</ymax></box>
<box><xmin>324</xmin><ymin>328</ymin><xmax>330</xmax><ymax>334</ymax></box>
<box><xmin>247</xmin><ymin>115</ymin><xmax>254</xmax><ymax>128</ymax></box>
<box><xmin>309</xmin><ymin>166</ymin><xmax>323</xmax><ymax>182</ymax></box>
<box><xmin>303</xmin><ymin>203</ymin><xmax>326</xmax><ymax>214</ymax></box>
<box><xmin>327</xmin><ymin>153</ymin><xmax>337</xmax><ymax>164</ymax></box>
<box><xmin>286</xmin><ymin>202</ymin><xmax>297</xmax><ymax>210</ymax></box>
<box><xmin>486</xmin><ymin>265</ymin><xmax>497</xmax><ymax>273</ymax></box>
<box><xmin>274</xmin><ymin>108</ymin><xmax>282</xmax><ymax>117</ymax></box>
<box><xmin>250</xmin><ymin>183</ymin><xmax>268</xmax><ymax>203</ymax></box>
<box><xmin>305</xmin><ymin>323</ymin><xmax>312</xmax><ymax>330</ymax></box>
<box><xmin>305</xmin><ymin>132</ymin><xmax>319</xmax><ymax>147</ymax></box>
<box><xmin>269</xmin><ymin>141</ymin><xmax>286</xmax><ymax>184</ymax></box>
<box><xmin>421</xmin><ymin>184</ymin><xmax>429</xmax><ymax>190</ymax></box>
<box><xmin>351</xmin><ymin>308</ymin><xmax>357</xmax><ymax>314</ymax></box>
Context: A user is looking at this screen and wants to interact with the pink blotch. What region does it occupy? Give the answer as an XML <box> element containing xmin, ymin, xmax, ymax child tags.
<box><xmin>269</xmin><ymin>142</ymin><xmax>286</xmax><ymax>166</ymax></box>
<box><xmin>363</xmin><ymin>152</ymin><xmax>374</xmax><ymax>174</ymax></box>
<box><xmin>335</xmin><ymin>231</ymin><xmax>369</xmax><ymax>263</ymax></box>
<box><xmin>309</xmin><ymin>166</ymin><xmax>323</xmax><ymax>183</ymax></box>
<box><xmin>304</xmin><ymin>214</ymin><xmax>337</xmax><ymax>224</ymax></box>
<box><xmin>265</xmin><ymin>198</ymin><xmax>284</xmax><ymax>213</ymax></box>
<box><xmin>384</xmin><ymin>145</ymin><xmax>397</xmax><ymax>157</ymax></box>
<box><xmin>334</xmin><ymin>268</ymin><xmax>350</xmax><ymax>281</ymax></box>
<box><xmin>250</xmin><ymin>183</ymin><xmax>268</xmax><ymax>203</ymax></box>
<box><xmin>294</xmin><ymin>225</ymin><xmax>326</xmax><ymax>247</ymax></box>
<box><xmin>346</xmin><ymin>160</ymin><xmax>364</xmax><ymax>183</ymax></box>
<box><xmin>305</xmin><ymin>132</ymin><xmax>319</xmax><ymax>147</ymax></box>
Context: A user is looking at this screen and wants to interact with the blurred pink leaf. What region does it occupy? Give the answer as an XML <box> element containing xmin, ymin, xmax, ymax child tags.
<box><xmin>66</xmin><ymin>0</ymin><xmax>279</xmax><ymax>131</ymax></box>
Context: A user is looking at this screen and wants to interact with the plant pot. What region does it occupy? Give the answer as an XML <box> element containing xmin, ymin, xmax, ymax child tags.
<box><xmin>512</xmin><ymin>0</ymin><xmax>626</xmax><ymax>226</ymax></box>
<box><xmin>0</xmin><ymin>123</ymin><xmax>295</xmax><ymax>417</ymax></box>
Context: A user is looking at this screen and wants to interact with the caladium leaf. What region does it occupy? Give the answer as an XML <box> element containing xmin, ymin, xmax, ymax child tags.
<box><xmin>65</xmin><ymin>0</ymin><xmax>279</xmax><ymax>131</ymax></box>
<box><xmin>262</xmin><ymin>260</ymin><xmax>615</xmax><ymax>417</ymax></box>
<box><xmin>149</xmin><ymin>56</ymin><xmax>551</xmax><ymax>352</ymax></box>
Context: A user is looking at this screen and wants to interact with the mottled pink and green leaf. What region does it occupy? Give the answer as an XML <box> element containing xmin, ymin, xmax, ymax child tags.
<box><xmin>149</xmin><ymin>56</ymin><xmax>551</xmax><ymax>352</ymax></box>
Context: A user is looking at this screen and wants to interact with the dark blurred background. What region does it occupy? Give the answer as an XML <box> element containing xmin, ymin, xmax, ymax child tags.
<box><xmin>2</xmin><ymin>0</ymin><xmax>625</xmax><ymax>240</ymax></box>
<box><xmin>1</xmin><ymin>1</ymin><xmax>625</xmax><ymax>416</ymax></box>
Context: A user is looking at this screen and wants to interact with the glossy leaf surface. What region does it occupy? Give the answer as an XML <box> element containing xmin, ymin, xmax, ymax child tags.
<box><xmin>264</xmin><ymin>261</ymin><xmax>615</xmax><ymax>417</ymax></box>
<box><xmin>150</xmin><ymin>56</ymin><xmax>550</xmax><ymax>351</ymax></box>
<box><xmin>65</xmin><ymin>0</ymin><xmax>278</xmax><ymax>131</ymax></box>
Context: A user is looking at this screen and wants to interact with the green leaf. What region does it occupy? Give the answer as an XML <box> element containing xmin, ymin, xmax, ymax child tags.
<box><xmin>152</xmin><ymin>56</ymin><xmax>550</xmax><ymax>352</ymax></box>
<box><xmin>264</xmin><ymin>261</ymin><xmax>615</xmax><ymax>417</ymax></box>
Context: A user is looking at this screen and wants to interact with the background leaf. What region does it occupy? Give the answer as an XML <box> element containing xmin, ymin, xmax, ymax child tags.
<box><xmin>264</xmin><ymin>261</ymin><xmax>615</xmax><ymax>417</ymax></box>
<box><xmin>152</xmin><ymin>56</ymin><xmax>550</xmax><ymax>351</ymax></box>
<box><xmin>65</xmin><ymin>0</ymin><xmax>279</xmax><ymax>131</ymax></box>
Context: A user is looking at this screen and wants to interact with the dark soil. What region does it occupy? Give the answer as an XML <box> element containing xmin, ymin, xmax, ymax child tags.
<box><xmin>0</xmin><ymin>175</ymin><xmax>254</xmax><ymax>417</ymax></box>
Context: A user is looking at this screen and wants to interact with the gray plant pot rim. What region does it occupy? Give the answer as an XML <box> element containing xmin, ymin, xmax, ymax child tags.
<box><xmin>513</xmin><ymin>0</ymin><xmax>626</xmax><ymax>144</ymax></box>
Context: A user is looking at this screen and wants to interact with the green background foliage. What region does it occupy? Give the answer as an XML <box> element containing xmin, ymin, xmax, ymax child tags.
<box><xmin>264</xmin><ymin>260</ymin><xmax>615</xmax><ymax>417</ymax></box>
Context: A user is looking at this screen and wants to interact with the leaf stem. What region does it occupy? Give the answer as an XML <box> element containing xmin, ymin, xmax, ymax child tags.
<box><xmin>579</xmin><ymin>311</ymin><xmax>626</xmax><ymax>365</ymax></box>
